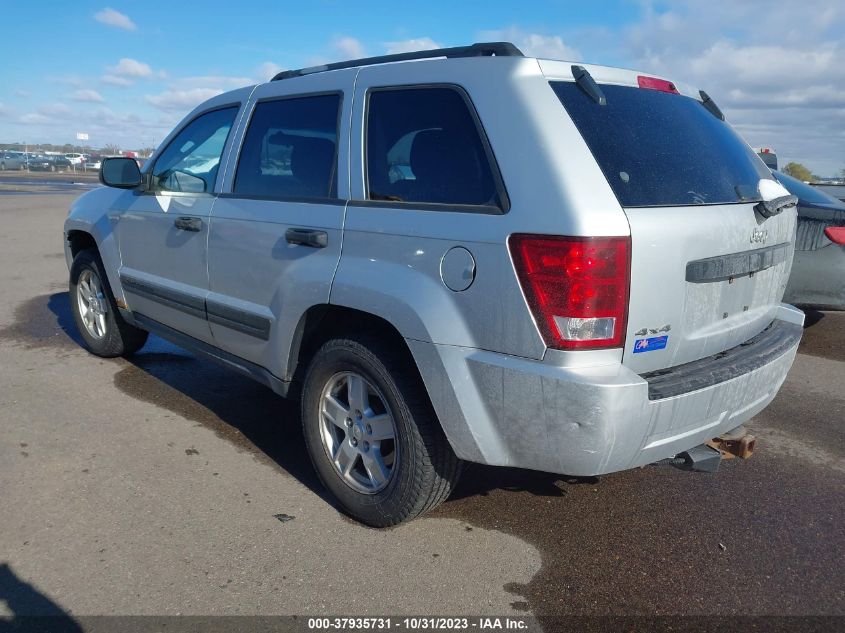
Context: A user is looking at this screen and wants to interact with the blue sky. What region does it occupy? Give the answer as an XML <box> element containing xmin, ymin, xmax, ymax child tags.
<box><xmin>1</xmin><ymin>1</ymin><xmax>843</xmax><ymax>175</ymax></box>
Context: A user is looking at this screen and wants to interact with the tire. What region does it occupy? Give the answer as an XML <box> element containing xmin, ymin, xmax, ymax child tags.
<box><xmin>301</xmin><ymin>335</ymin><xmax>461</xmax><ymax>526</ymax></box>
<box><xmin>69</xmin><ymin>249</ymin><xmax>148</xmax><ymax>357</ymax></box>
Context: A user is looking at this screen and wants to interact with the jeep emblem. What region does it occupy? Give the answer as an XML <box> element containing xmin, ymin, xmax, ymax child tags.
<box><xmin>750</xmin><ymin>228</ymin><xmax>768</xmax><ymax>244</ymax></box>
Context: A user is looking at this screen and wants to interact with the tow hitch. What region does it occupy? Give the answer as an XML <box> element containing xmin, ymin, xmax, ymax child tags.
<box><xmin>707</xmin><ymin>425</ymin><xmax>756</xmax><ymax>459</ymax></box>
<box><xmin>657</xmin><ymin>426</ymin><xmax>756</xmax><ymax>473</ymax></box>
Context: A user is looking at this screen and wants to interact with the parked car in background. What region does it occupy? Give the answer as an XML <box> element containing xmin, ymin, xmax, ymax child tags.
<box><xmin>64</xmin><ymin>153</ymin><xmax>85</xmax><ymax>165</ymax></box>
<box><xmin>65</xmin><ymin>42</ymin><xmax>803</xmax><ymax>526</ymax></box>
<box><xmin>84</xmin><ymin>156</ymin><xmax>103</xmax><ymax>171</ymax></box>
<box><xmin>774</xmin><ymin>170</ymin><xmax>845</xmax><ymax>308</ymax></box>
<box><xmin>812</xmin><ymin>183</ymin><xmax>845</xmax><ymax>203</ymax></box>
<box><xmin>0</xmin><ymin>152</ymin><xmax>26</xmax><ymax>171</ymax></box>
<box><xmin>29</xmin><ymin>155</ymin><xmax>72</xmax><ymax>172</ymax></box>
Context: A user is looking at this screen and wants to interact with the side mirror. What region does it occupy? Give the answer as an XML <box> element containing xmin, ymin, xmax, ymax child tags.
<box><xmin>100</xmin><ymin>157</ymin><xmax>142</xmax><ymax>189</ymax></box>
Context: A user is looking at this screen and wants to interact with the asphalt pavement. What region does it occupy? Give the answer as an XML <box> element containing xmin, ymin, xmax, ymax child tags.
<box><xmin>0</xmin><ymin>187</ymin><xmax>842</xmax><ymax>628</ymax></box>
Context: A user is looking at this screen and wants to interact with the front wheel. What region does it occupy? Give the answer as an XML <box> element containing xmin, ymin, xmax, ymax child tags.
<box><xmin>301</xmin><ymin>336</ymin><xmax>461</xmax><ymax>526</ymax></box>
<box><xmin>69</xmin><ymin>249</ymin><xmax>148</xmax><ymax>357</ymax></box>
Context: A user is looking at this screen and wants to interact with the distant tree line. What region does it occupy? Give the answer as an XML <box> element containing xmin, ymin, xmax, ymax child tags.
<box><xmin>782</xmin><ymin>162</ymin><xmax>816</xmax><ymax>182</ymax></box>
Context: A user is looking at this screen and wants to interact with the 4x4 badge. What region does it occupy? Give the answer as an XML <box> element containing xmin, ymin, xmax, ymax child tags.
<box><xmin>634</xmin><ymin>324</ymin><xmax>671</xmax><ymax>336</ymax></box>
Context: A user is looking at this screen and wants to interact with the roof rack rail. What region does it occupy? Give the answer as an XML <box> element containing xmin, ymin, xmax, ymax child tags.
<box><xmin>271</xmin><ymin>41</ymin><xmax>523</xmax><ymax>81</ymax></box>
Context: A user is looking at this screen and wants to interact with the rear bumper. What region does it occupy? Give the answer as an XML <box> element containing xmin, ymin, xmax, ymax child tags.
<box><xmin>410</xmin><ymin>304</ymin><xmax>803</xmax><ymax>476</ymax></box>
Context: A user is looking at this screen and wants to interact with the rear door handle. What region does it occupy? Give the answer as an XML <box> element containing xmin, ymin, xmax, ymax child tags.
<box><xmin>285</xmin><ymin>228</ymin><xmax>328</xmax><ymax>248</ymax></box>
<box><xmin>174</xmin><ymin>216</ymin><xmax>202</xmax><ymax>232</ymax></box>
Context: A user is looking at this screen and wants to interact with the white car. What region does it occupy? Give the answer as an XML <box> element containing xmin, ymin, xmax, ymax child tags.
<box><xmin>64</xmin><ymin>153</ymin><xmax>85</xmax><ymax>165</ymax></box>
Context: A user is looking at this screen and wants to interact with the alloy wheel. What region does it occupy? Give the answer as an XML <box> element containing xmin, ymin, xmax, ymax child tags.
<box><xmin>318</xmin><ymin>371</ymin><xmax>398</xmax><ymax>494</ymax></box>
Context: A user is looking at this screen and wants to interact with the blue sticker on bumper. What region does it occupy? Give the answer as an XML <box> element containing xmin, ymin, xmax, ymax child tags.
<box><xmin>633</xmin><ymin>335</ymin><xmax>669</xmax><ymax>353</ymax></box>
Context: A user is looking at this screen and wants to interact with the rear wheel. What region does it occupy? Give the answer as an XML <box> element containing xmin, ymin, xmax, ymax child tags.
<box><xmin>69</xmin><ymin>249</ymin><xmax>148</xmax><ymax>357</ymax></box>
<box><xmin>301</xmin><ymin>335</ymin><xmax>461</xmax><ymax>526</ymax></box>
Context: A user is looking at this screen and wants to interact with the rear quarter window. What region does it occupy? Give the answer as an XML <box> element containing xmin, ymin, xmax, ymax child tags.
<box><xmin>551</xmin><ymin>81</ymin><xmax>772</xmax><ymax>208</ymax></box>
<box><xmin>365</xmin><ymin>86</ymin><xmax>507</xmax><ymax>212</ymax></box>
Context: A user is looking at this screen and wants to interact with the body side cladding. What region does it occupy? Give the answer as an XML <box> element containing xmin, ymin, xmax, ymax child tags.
<box><xmin>119</xmin><ymin>273</ymin><xmax>272</xmax><ymax>340</ymax></box>
<box><xmin>132</xmin><ymin>313</ymin><xmax>290</xmax><ymax>397</ymax></box>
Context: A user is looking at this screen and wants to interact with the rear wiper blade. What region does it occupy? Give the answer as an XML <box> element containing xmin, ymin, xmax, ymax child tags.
<box><xmin>572</xmin><ymin>65</ymin><xmax>606</xmax><ymax>105</ymax></box>
<box><xmin>699</xmin><ymin>90</ymin><xmax>724</xmax><ymax>120</ymax></box>
<box><xmin>755</xmin><ymin>194</ymin><xmax>798</xmax><ymax>218</ymax></box>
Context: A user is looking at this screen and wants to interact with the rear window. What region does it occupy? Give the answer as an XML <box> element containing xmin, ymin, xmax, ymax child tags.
<box><xmin>551</xmin><ymin>81</ymin><xmax>772</xmax><ymax>208</ymax></box>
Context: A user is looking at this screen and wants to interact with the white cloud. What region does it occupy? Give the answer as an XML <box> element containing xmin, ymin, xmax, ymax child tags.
<box><xmin>622</xmin><ymin>0</ymin><xmax>845</xmax><ymax>175</ymax></box>
<box><xmin>47</xmin><ymin>75</ymin><xmax>85</xmax><ymax>87</ymax></box>
<box><xmin>181</xmin><ymin>75</ymin><xmax>252</xmax><ymax>89</ymax></box>
<box><xmin>255</xmin><ymin>61</ymin><xmax>284</xmax><ymax>82</ymax></box>
<box><xmin>107</xmin><ymin>58</ymin><xmax>154</xmax><ymax>79</ymax></box>
<box><xmin>39</xmin><ymin>103</ymin><xmax>72</xmax><ymax>116</ymax></box>
<box><xmin>85</xmin><ymin>107</ymin><xmax>142</xmax><ymax>127</ymax></box>
<box><xmin>100</xmin><ymin>74</ymin><xmax>132</xmax><ymax>87</ymax></box>
<box><xmin>478</xmin><ymin>27</ymin><xmax>579</xmax><ymax>61</ymax></box>
<box><xmin>146</xmin><ymin>88</ymin><xmax>224</xmax><ymax>112</ymax></box>
<box><xmin>19</xmin><ymin>113</ymin><xmax>51</xmax><ymax>125</ymax></box>
<box><xmin>71</xmin><ymin>89</ymin><xmax>105</xmax><ymax>103</ymax></box>
<box><xmin>333</xmin><ymin>36</ymin><xmax>365</xmax><ymax>60</ymax></box>
<box><xmin>94</xmin><ymin>8</ymin><xmax>136</xmax><ymax>31</ymax></box>
<box><xmin>384</xmin><ymin>37</ymin><xmax>441</xmax><ymax>55</ymax></box>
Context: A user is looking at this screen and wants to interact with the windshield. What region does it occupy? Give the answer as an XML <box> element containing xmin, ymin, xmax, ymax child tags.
<box><xmin>772</xmin><ymin>171</ymin><xmax>845</xmax><ymax>209</ymax></box>
<box><xmin>551</xmin><ymin>81</ymin><xmax>772</xmax><ymax>208</ymax></box>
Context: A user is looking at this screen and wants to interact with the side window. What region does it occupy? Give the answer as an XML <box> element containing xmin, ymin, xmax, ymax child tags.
<box><xmin>366</xmin><ymin>87</ymin><xmax>504</xmax><ymax>210</ymax></box>
<box><xmin>233</xmin><ymin>94</ymin><xmax>341</xmax><ymax>200</ymax></box>
<box><xmin>151</xmin><ymin>106</ymin><xmax>238</xmax><ymax>194</ymax></box>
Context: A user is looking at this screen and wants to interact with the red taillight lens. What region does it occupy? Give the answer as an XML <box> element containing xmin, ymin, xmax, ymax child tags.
<box><xmin>825</xmin><ymin>226</ymin><xmax>845</xmax><ymax>245</ymax></box>
<box><xmin>637</xmin><ymin>75</ymin><xmax>680</xmax><ymax>94</ymax></box>
<box><xmin>508</xmin><ymin>234</ymin><xmax>631</xmax><ymax>350</ymax></box>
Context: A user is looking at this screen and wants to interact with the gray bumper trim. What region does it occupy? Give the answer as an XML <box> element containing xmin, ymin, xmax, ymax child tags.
<box><xmin>641</xmin><ymin>319</ymin><xmax>802</xmax><ymax>400</ymax></box>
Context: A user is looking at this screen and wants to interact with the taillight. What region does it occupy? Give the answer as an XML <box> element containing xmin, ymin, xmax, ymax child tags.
<box><xmin>508</xmin><ymin>234</ymin><xmax>630</xmax><ymax>350</ymax></box>
<box><xmin>825</xmin><ymin>226</ymin><xmax>845</xmax><ymax>245</ymax></box>
<box><xmin>637</xmin><ymin>75</ymin><xmax>679</xmax><ymax>94</ymax></box>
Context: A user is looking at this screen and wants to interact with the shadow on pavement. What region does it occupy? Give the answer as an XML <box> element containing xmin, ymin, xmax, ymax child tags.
<box><xmin>448</xmin><ymin>464</ymin><xmax>599</xmax><ymax>501</ymax></box>
<box><xmin>800</xmin><ymin>307</ymin><xmax>825</xmax><ymax>328</ymax></box>
<box><xmin>37</xmin><ymin>291</ymin><xmax>335</xmax><ymax>509</ymax></box>
<box><xmin>0</xmin><ymin>562</ymin><xmax>82</xmax><ymax>631</ymax></box>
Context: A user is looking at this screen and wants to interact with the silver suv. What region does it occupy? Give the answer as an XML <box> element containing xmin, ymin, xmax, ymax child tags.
<box><xmin>64</xmin><ymin>43</ymin><xmax>803</xmax><ymax>526</ymax></box>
